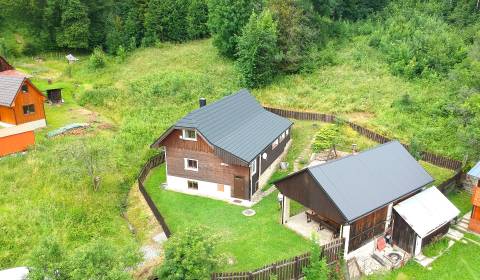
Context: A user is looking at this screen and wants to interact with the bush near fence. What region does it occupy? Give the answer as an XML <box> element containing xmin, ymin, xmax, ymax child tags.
<box><xmin>264</xmin><ymin>107</ymin><xmax>463</xmax><ymax>170</ymax></box>
<box><xmin>211</xmin><ymin>238</ymin><xmax>344</xmax><ymax>280</ymax></box>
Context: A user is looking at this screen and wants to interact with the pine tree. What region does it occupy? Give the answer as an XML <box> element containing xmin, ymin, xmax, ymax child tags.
<box><xmin>57</xmin><ymin>0</ymin><xmax>90</xmax><ymax>49</ymax></box>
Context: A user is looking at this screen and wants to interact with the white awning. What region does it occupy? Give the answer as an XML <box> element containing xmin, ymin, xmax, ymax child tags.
<box><xmin>394</xmin><ymin>187</ymin><xmax>460</xmax><ymax>238</ymax></box>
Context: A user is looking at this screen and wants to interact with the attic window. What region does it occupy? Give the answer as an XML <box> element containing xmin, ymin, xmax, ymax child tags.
<box><xmin>182</xmin><ymin>129</ymin><xmax>197</xmax><ymax>141</ymax></box>
<box><xmin>21</xmin><ymin>84</ymin><xmax>28</xmax><ymax>93</ymax></box>
<box><xmin>23</xmin><ymin>104</ymin><xmax>35</xmax><ymax>115</ymax></box>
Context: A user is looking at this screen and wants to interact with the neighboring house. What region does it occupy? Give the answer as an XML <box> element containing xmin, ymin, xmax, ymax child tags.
<box><xmin>151</xmin><ymin>89</ymin><xmax>292</xmax><ymax>203</ymax></box>
<box><xmin>274</xmin><ymin>141</ymin><xmax>459</xmax><ymax>258</ymax></box>
<box><xmin>0</xmin><ymin>60</ymin><xmax>46</xmax><ymax>157</ymax></box>
<box><xmin>466</xmin><ymin>162</ymin><xmax>480</xmax><ymax>233</ymax></box>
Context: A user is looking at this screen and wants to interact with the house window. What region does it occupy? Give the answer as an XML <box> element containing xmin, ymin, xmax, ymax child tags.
<box><xmin>182</xmin><ymin>129</ymin><xmax>197</xmax><ymax>141</ymax></box>
<box><xmin>188</xmin><ymin>180</ymin><xmax>199</xmax><ymax>190</ymax></box>
<box><xmin>279</xmin><ymin>132</ymin><xmax>286</xmax><ymax>142</ymax></box>
<box><xmin>286</xmin><ymin>128</ymin><xmax>289</xmax><ymax>136</ymax></box>
<box><xmin>21</xmin><ymin>84</ymin><xmax>28</xmax><ymax>93</ymax></box>
<box><xmin>250</xmin><ymin>160</ymin><xmax>257</xmax><ymax>175</ymax></box>
<box><xmin>23</xmin><ymin>104</ymin><xmax>35</xmax><ymax>115</ymax></box>
<box><xmin>272</xmin><ymin>139</ymin><xmax>279</xmax><ymax>149</ymax></box>
<box><xmin>184</xmin><ymin>158</ymin><xmax>198</xmax><ymax>171</ymax></box>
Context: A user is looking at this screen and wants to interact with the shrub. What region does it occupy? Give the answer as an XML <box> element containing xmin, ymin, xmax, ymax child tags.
<box><xmin>144</xmin><ymin>0</ymin><xmax>189</xmax><ymax>43</ymax></box>
<box><xmin>236</xmin><ymin>10</ymin><xmax>280</xmax><ymax>88</ymax></box>
<box><xmin>371</xmin><ymin>1</ymin><xmax>468</xmax><ymax>79</ymax></box>
<box><xmin>89</xmin><ymin>47</ymin><xmax>106</xmax><ymax>69</ymax></box>
<box><xmin>207</xmin><ymin>0</ymin><xmax>258</xmax><ymax>58</ymax></box>
<box><xmin>187</xmin><ymin>0</ymin><xmax>209</xmax><ymax>39</ymax></box>
<box><xmin>409</xmin><ymin>136</ymin><xmax>425</xmax><ymax>160</ymax></box>
<box><xmin>27</xmin><ymin>238</ymin><xmax>65</xmax><ymax>280</ymax></box>
<box><xmin>155</xmin><ymin>226</ymin><xmax>221</xmax><ymax>280</ymax></box>
<box><xmin>67</xmin><ymin>240</ymin><xmax>138</xmax><ymax>280</ymax></box>
<box><xmin>312</xmin><ymin>124</ymin><xmax>340</xmax><ymax>152</ymax></box>
<box><xmin>303</xmin><ymin>237</ymin><xmax>330</xmax><ymax>280</ymax></box>
<box><xmin>268</xmin><ymin>0</ymin><xmax>323</xmax><ymax>73</ymax></box>
<box><xmin>116</xmin><ymin>45</ymin><xmax>127</xmax><ymax>62</ymax></box>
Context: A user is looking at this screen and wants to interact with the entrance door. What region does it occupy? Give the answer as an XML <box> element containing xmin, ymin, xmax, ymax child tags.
<box><xmin>233</xmin><ymin>176</ymin><xmax>247</xmax><ymax>200</ymax></box>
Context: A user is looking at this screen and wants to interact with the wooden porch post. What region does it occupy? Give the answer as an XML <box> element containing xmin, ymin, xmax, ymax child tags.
<box><xmin>281</xmin><ymin>195</ymin><xmax>290</xmax><ymax>224</ymax></box>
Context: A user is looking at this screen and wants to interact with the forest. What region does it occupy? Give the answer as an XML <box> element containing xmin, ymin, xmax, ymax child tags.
<box><xmin>2</xmin><ymin>0</ymin><xmax>478</xmax><ymax>161</ymax></box>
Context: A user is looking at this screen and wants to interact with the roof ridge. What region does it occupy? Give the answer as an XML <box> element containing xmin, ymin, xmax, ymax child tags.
<box><xmin>308</xmin><ymin>140</ymin><xmax>400</xmax><ymax>171</ymax></box>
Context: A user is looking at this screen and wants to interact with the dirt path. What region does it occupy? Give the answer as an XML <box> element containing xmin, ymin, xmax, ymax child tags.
<box><xmin>125</xmin><ymin>184</ymin><xmax>167</xmax><ymax>279</ymax></box>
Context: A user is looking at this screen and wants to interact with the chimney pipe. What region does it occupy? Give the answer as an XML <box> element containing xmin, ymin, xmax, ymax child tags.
<box><xmin>199</xmin><ymin>98</ymin><xmax>207</xmax><ymax>108</ymax></box>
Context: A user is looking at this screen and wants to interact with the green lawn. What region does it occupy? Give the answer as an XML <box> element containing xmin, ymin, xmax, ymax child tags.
<box><xmin>143</xmin><ymin>164</ymin><xmax>310</xmax><ymax>272</ymax></box>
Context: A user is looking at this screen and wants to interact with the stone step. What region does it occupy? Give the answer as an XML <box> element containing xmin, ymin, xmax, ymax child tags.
<box><xmin>453</xmin><ymin>225</ymin><xmax>470</xmax><ymax>234</ymax></box>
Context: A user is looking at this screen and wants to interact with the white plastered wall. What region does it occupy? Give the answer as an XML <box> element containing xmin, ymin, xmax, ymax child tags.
<box><xmin>166</xmin><ymin>175</ymin><xmax>232</xmax><ymax>200</ymax></box>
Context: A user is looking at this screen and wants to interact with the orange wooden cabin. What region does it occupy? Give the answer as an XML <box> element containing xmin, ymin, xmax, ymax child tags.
<box><xmin>467</xmin><ymin>162</ymin><xmax>480</xmax><ymax>233</ymax></box>
<box><xmin>0</xmin><ymin>58</ymin><xmax>46</xmax><ymax>156</ymax></box>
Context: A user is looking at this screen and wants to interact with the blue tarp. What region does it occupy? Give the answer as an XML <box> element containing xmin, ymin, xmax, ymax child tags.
<box><xmin>467</xmin><ymin>161</ymin><xmax>480</xmax><ymax>179</ymax></box>
<box><xmin>47</xmin><ymin>123</ymin><xmax>88</xmax><ymax>138</ymax></box>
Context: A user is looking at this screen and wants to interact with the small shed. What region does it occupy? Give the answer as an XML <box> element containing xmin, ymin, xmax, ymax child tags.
<box><xmin>46</xmin><ymin>88</ymin><xmax>63</xmax><ymax>103</ymax></box>
<box><xmin>65</xmin><ymin>54</ymin><xmax>79</xmax><ymax>63</ymax></box>
<box><xmin>392</xmin><ymin>187</ymin><xmax>459</xmax><ymax>256</ymax></box>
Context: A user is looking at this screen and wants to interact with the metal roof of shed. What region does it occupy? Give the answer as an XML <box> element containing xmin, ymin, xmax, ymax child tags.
<box><xmin>305</xmin><ymin>141</ymin><xmax>434</xmax><ymax>222</ymax></box>
<box><xmin>467</xmin><ymin>161</ymin><xmax>480</xmax><ymax>179</ymax></box>
<box><xmin>394</xmin><ymin>187</ymin><xmax>459</xmax><ymax>238</ymax></box>
<box><xmin>152</xmin><ymin>89</ymin><xmax>292</xmax><ymax>163</ymax></box>
<box><xmin>0</xmin><ymin>75</ymin><xmax>24</xmax><ymax>107</ymax></box>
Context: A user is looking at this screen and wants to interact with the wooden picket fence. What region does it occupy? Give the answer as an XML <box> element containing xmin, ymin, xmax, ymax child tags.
<box><xmin>264</xmin><ymin>107</ymin><xmax>463</xmax><ymax>170</ymax></box>
<box><xmin>137</xmin><ymin>152</ymin><xmax>171</xmax><ymax>237</ymax></box>
<box><xmin>211</xmin><ymin>239</ymin><xmax>344</xmax><ymax>280</ymax></box>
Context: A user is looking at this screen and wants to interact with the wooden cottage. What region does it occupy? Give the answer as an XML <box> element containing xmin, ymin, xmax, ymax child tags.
<box><xmin>467</xmin><ymin>162</ymin><xmax>480</xmax><ymax>233</ymax></box>
<box><xmin>151</xmin><ymin>89</ymin><xmax>292</xmax><ymax>203</ymax></box>
<box><xmin>0</xmin><ymin>72</ymin><xmax>46</xmax><ymax>156</ymax></box>
<box><xmin>274</xmin><ymin>141</ymin><xmax>458</xmax><ymax>258</ymax></box>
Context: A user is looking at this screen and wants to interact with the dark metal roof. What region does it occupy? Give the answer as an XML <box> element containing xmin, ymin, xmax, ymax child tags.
<box><xmin>0</xmin><ymin>75</ymin><xmax>24</xmax><ymax>107</ymax></box>
<box><xmin>277</xmin><ymin>141</ymin><xmax>434</xmax><ymax>222</ymax></box>
<box><xmin>152</xmin><ymin>89</ymin><xmax>292</xmax><ymax>164</ymax></box>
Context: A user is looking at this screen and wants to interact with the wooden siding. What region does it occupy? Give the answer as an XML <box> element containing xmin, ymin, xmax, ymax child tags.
<box><xmin>10</xmin><ymin>80</ymin><xmax>46</xmax><ymax>125</ymax></box>
<box><xmin>392</xmin><ymin>210</ymin><xmax>416</xmax><ymax>255</ymax></box>
<box><xmin>348</xmin><ymin>206</ymin><xmax>388</xmax><ymax>253</ymax></box>
<box><xmin>0</xmin><ymin>105</ymin><xmax>16</xmax><ymax>124</ymax></box>
<box><xmin>276</xmin><ymin>170</ymin><xmax>346</xmax><ymax>225</ymax></box>
<box><xmin>0</xmin><ymin>130</ymin><xmax>35</xmax><ymax>156</ymax></box>
<box><xmin>163</xmin><ymin>129</ymin><xmax>250</xmax><ymax>196</ymax></box>
<box><xmin>421</xmin><ymin>222</ymin><xmax>450</xmax><ymax>248</ymax></box>
<box><xmin>260</xmin><ymin>128</ymin><xmax>291</xmax><ymax>174</ymax></box>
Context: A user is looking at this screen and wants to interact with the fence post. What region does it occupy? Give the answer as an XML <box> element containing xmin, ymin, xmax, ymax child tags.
<box><xmin>248</xmin><ymin>272</ymin><xmax>253</xmax><ymax>280</ymax></box>
<box><xmin>293</xmin><ymin>256</ymin><xmax>300</xmax><ymax>279</ymax></box>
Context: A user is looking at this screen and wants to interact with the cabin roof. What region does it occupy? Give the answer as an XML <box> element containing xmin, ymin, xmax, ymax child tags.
<box><xmin>0</xmin><ymin>75</ymin><xmax>25</xmax><ymax>107</ymax></box>
<box><xmin>152</xmin><ymin>89</ymin><xmax>292</xmax><ymax>164</ymax></box>
<box><xmin>276</xmin><ymin>141</ymin><xmax>434</xmax><ymax>222</ymax></box>
<box><xmin>394</xmin><ymin>187</ymin><xmax>459</xmax><ymax>238</ymax></box>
